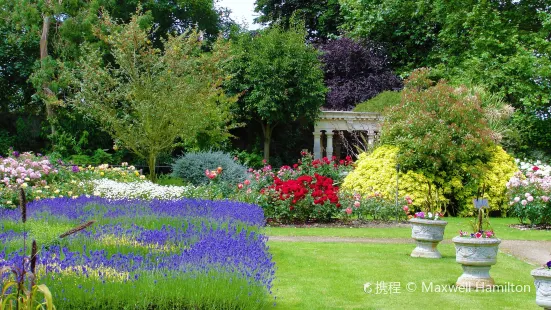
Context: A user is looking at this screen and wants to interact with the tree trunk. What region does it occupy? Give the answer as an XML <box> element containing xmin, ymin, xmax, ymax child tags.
<box><xmin>40</xmin><ymin>14</ymin><xmax>56</xmax><ymax>137</ymax></box>
<box><xmin>263</xmin><ymin>123</ymin><xmax>272</xmax><ymax>162</ymax></box>
<box><xmin>148</xmin><ymin>153</ymin><xmax>157</xmax><ymax>183</ymax></box>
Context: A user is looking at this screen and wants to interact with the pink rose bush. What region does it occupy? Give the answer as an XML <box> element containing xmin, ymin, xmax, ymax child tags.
<box><xmin>507</xmin><ymin>162</ymin><xmax>551</xmax><ymax>226</ymax></box>
<box><xmin>1</xmin><ymin>151</ymin><xmax>145</xmax><ymax>207</ymax></box>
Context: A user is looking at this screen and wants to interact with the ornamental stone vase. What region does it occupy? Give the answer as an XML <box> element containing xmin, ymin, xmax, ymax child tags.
<box><xmin>532</xmin><ymin>268</ymin><xmax>551</xmax><ymax>310</ymax></box>
<box><xmin>452</xmin><ymin>236</ymin><xmax>501</xmax><ymax>288</ymax></box>
<box><xmin>409</xmin><ymin>218</ymin><xmax>447</xmax><ymax>259</ymax></box>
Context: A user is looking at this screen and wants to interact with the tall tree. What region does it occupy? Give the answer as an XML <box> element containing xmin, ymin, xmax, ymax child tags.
<box><xmin>254</xmin><ymin>0</ymin><xmax>343</xmax><ymax>39</ymax></box>
<box><xmin>227</xmin><ymin>24</ymin><xmax>327</xmax><ymax>161</ymax></box>
<box><xmin>319</xmin><ymin>37</ymin><xmax>402</xmax><ymax>111</ymax></box>
<box><xmin>66</xmin><ymin>13</ymin><xmax>236</xmax><ymax>182</ymax></box>
<box><xmin>0</xmin><ymin>0</ymin><xmax>227</xmax><ymax>153</ymax></box>
<box><xmin>340</xmin><ymin>0</ymin><xmax>551</xmax><ymax>156</ymax></box>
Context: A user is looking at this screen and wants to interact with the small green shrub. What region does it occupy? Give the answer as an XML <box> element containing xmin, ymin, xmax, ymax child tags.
<box><xmin>68</xmin><ymin>154</ymin><xmax>93</xmax><ymax>165</ymax></box>
<box><xmin>171</xmin><ymin>151</ymin><xmax>248</xmax><ymax>186</ymax></box>
<box><xmin>232</xmin><ymin>149</ymin><xmax>264</xmax><ymax>169</ymax></box>
<box><xmin>0</xmin><ymin>130</ymin><xmax>15</xmax><ymax>156</ymax></box>
<box><xmin>339</xmin><ymin>192</ymin><xmax>408</xmax><ymax>221</ymax></box>
<box><xmin>353</xmin><ymin>91</ymin><xmax>401</xmax><ymax>113</ymax></box>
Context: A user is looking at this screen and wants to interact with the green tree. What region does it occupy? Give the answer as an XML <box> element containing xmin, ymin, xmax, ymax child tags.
<box><xmin>380</xmin><ymin>69</ymin><xmax>515</xmax><ymax>213</ymax></box>
<box><xmin>0</xmin><ymin>0</ymin><xmax>228</xmax><ymax>153</ymax></box>
<box><xmin>254</xmin><ymin>0</ymin><xmax>343</xmax><ymax>39</ymax></box>
<box><xmin>340</xmin><ymin>0</ymin><xmax>551</xmax><ymax>156</ymax></box>
<box><xmin>227</xmin><ymin>23</ymin><xmax>327</xmax><ymax>161</ymax></box>
<box><xmin>66</xmin><ymin>13</ymin><xmax>236</xmax><ymax>181</ymax></box>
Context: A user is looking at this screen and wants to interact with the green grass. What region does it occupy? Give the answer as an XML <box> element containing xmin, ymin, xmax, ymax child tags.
<box><xmin>266</xmin><ymin>217</ymin><xmax>551</xmax><ymax>240</ymax></box>
<box><xmin>269</xmin><ymin>242</ymin><xmax>538</xmax><ymax>309</ymax></box>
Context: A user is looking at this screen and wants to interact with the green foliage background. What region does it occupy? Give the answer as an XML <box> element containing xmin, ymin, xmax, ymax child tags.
<box><xmin>340</xmin><ymin>0</ymin><xmax>551</xmax><ymax>157</ymax></box>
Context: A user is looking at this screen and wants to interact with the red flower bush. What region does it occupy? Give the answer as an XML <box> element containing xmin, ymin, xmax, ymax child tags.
<box><xmin>235</xmin><ymin>151</ymin><xmax>354</xmax><ymax>223</ymax></box>
<box><xmin>262</xmin><ymin>173</ymin><xmax>341</xmax><ymax>222</ymax></box>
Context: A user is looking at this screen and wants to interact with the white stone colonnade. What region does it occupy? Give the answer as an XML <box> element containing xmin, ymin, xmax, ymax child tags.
<box><xmin>313</xmin><ymin>111</ymin><xmax>383</xmax><ymax>159</ymax></box>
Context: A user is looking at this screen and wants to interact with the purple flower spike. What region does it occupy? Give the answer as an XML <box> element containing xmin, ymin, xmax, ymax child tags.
<box><xmin>12</xmin><ymin>151</ymin><xmax>20</xmax><ymax>158</ymax></box>
<box><xmin>72</xmin><ymin>165</ymin><xmax>80</xmax><ymax>173</ymax></box>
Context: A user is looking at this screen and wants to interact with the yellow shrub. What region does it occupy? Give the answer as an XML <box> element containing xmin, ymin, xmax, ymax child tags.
<box><xmin>342</xmin><ymin>145</ymin><xmax>517</xmax><ymax>215</ymax></box>
<box><xmin>342</xmin><ymin>146</ymin><xmax>446</xmax><ymax>208</ymax></box>
<box><xmin>455</xmin><ymin>145</ymin><xmax>518</xmax><ymax>216</ymax></box>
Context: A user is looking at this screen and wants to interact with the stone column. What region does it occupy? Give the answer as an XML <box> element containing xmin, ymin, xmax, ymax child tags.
<box><xmin>326</xmin><ymin>131</ymin><xmax>334</xmax><ymax>159</ymax></box>
<box><xmin>334</xmin><ymin>131</ymin><xmax>341</xmax><ymax>159</ymax></box>
<box><xmin>367</xmin><ymin>131</ymin><xmax>375</xmax><ymax>145</ymax></box>
<box><xmin>313</xmin><ymin>131</ymin><xmax>322</xmax><ymax>159</ymax></box>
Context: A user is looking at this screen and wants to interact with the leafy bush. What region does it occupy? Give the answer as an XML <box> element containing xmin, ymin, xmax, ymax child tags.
<box><xmin>0</xmin><ymin>130</ymin><xmax>15</xmax><ymax>156</ymax></box>
<box><xmin>232</xmin><ymin>149</ymin><xmax>264</xmax><ymax>169</ymax></box>
<box><xmin>260</xmin><ymin>173</ymin><xmax>341</xmax><ymax>223</ymax></box>
<box><xmin>507</xmin><ymin>166</ymin><xmax>551</xmax><ymax>225</ymax></box>
<box><xmin>457</xmin><ymin>145</ymin><xmax>518</xmax><ymax>215</ymax></box>
<box><xmin>342</xmin><ymin>146</ymin><xmax>444</xmax><ymax>210</ymax></box>
<box><xmin>342</xmin><ymin>145</ymin><xmax>517</xmax><ymax>215</ymax></box>
<box><xmin>339</xmin><ymin>192</ymin><xmax>408</xmax><ymax>221</ymax></box>
<box><xmin>353</xmin><ymin>91</ymin><xmax>401</xmax><ymax>113</ymax></box>
<box><xmin>377</xmin><ymin>68</ymin><xmax>518</xmax><ymax>214</ymax></box>
<box><xmin>171</xmin><ymin>151</ymin><xmax>248</xmax><ymax>186</ymax></box>
<box><xmin>227</xmin><ymin>152</ymin><xmax>355</xmax><ymax>223</ymax></box>
<box><xmin>381</xmin><ymin>69</ymin><xmax>495</xmax><ymax>179</ymax></box>
<box><xmin>296</xmin><ymin>152</ymin><xmax>353</xmax><ymax>185</ymax></box>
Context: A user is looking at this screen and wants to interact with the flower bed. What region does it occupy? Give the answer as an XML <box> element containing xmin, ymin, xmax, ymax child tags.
<box><xmin>0</xmin><ymin>197</ymin><xmax>274</xmax><ymax>309</ymax></box>
<box><xmin>91</xmin><ymin>179</ymin><xmax>195</xmax><ymax>200</ymax></box>
<box><xmin>1</xmin><ymin>151</ymin><xmax>145</xmax><ymax>207</ymax></box>
<box><xmin>507</xmin><ymin>163</ymin><xmax>551</xmax><ymax>225</ymax></box>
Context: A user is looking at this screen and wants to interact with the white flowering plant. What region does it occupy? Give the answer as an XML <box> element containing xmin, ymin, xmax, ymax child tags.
<box><xmin>92</xmin><ymin>179</ymin><xmax>196</xmax><ymax>200</ymax></box>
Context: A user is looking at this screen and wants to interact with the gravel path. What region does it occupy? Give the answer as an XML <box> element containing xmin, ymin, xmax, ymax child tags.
<box><xmin>268</xmin><ymin>236</ymin><xmax>551</xmax><ymax>266</ymax></box>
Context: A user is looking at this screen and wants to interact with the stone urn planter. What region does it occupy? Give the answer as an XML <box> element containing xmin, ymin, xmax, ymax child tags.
<box><xmin>532</xmin><ymin>268</ymin><xmax>551</xmax><ymax>310</ymax></box>
<box><xmin>409</xmin><ymin>218</ymin><xmax>447</xmax><ymax>258</ymax></box>
<box><xmin>452</xmin><ymin>236</ymin><xmax>501</xmax><ymax>288</ymax></box>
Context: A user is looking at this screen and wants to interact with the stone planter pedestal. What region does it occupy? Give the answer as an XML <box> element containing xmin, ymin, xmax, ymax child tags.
<box><xmin>409</xmin><ymin>218</ymin><xmax>447</xmax><ymax>258</ymax></box>
<box><xmin>532</xmin><ymin>268</ymin><xmax>551</xmax><ymax>310</ymax></box>
<box><xmin>452</xmin><ymin>236</ymin><xmax>501</xmax><ymax>288</ymax></box>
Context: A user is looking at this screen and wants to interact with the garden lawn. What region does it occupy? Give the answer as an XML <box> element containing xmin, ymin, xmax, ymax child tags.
<box><xmin>266</xmin><ymin>217</ymin><xmax>551</xmax><ymax>241</ymax></box>
<box><xmin>269</xmin><ymin>242</ymin><xmax>537</xmax><ymax>310</ymax></box>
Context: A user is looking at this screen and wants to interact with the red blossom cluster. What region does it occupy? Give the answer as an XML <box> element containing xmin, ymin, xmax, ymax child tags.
<box><xmin>267</xmin><ymin>173</ymin><xmax>340</xmax><ymax>209</ymax></box>
<box><xmin>311</xmin><ymin>156</ymin><xmax>353</xmax><ymax>168</ymax></box>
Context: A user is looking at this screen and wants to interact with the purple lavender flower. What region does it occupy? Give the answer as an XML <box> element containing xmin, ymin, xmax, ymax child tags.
<box><xmin>12</xmin><ymin>151</ymin><xmax>20</xmax><ymax>158</ymax></box>
<box><xmin>71</xmin><ymin>165</ymin><xmax>80</xmax><ymax>172</ymax></box>
<box><xmin>0</xmin><ymin>196</ymin><xmax>275</xmax><ymax>299</ymax></box>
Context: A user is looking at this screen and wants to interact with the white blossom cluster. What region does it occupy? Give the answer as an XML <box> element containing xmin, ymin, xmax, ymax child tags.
<box><xmin>515</xmin><ymin>159</ymin><xmax>551</xmax><ymax>176</ymax></box>
<box><xmin>91</xmin><ymin>179</ymin><xmax>195</xmax><ymax>200</ymax></box>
